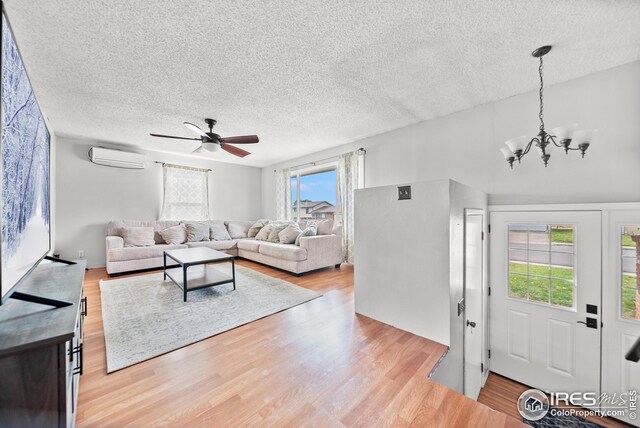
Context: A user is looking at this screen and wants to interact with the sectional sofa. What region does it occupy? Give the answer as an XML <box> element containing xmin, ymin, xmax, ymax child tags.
<box><xmin>105</xmin><ymin>219</ymin><xmax>343</xmax><ymax>276</ymax></box>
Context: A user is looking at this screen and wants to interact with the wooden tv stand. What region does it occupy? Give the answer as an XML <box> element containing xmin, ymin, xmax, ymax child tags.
<box><xmin>0</xmin><ymin>259</ymin><xmax>87</xmax><ymax>427</ymax></box>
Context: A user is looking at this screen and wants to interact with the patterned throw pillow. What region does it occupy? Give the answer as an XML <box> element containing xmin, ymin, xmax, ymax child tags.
<box><xmin>158</xmin><ymin>225</ymin><xmax>187</xmax><ymax>245</ymax></box>
<box><xmin>267</xmin><ymin>223</ymin><xmax>290</xmax><ymax>243</ymax></box>
<box><xmin>248</xmin><ymin>219</ymin><xmax>270</xmax><ymax>238</ymax></box>
<box><xmin>210</xmin><ymin>223</ymin><xmax>232</xmax><ymax>241</ymax></box>
<box><xmin>184</xmin><ymin>222</ymin><xmax>210</xmax><ymax>242</ymax></box>
<box><xmin>278</xmin><ymin>223</ymin><xmax>302</xmax><ymax>244</ymax></box>
<box><xmin>295</xmin><ymin>225</ymin><xmax>317</xmax><ymax>246</ymax></box>
<box><xmin>255</xmin><ymin>224</ymin><xmax>273</xmax><ymax>241</ymax></box>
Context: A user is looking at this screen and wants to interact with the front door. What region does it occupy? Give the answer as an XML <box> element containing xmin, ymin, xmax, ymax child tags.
<box><xmin>490</xmin><ymin>211</ymin><xmax>602</xmax><ymax>398</ymax></box>
<box><xmin>603</xmin><ymin>210</ymin><xmax>640</xmax><ymax>426</ymax></box>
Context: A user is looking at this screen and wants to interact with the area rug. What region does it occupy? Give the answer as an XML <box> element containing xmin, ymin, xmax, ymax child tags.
<box><xmin>100</xmin><ymin>264</ymin><xmax>321</xmax><ymax>373</ymax></box>
<box><xmin>523</xmin><ymin>408</ymin><xmax>602</xmax><ymax>427</ymax></box>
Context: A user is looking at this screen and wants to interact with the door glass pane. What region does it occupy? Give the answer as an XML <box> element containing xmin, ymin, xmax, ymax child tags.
<box><xmin>621</xmin><ymin>226</ymin><xmax>639</xmax><ymax>321</ymax></box>
<box><xmin>507</xmin><ymin>223</ymin><xmax>576</xmax><ymax>308</ymax></box>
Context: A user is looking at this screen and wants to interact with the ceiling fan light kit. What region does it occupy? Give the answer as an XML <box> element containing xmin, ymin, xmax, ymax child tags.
<box><xmin>150</xmin><ymin>118</ymin><xmax>259</xmax><ymax>158</ymax></box>
<box><xmin>500</xmin><ymin>45</ymin><xmax>597</xmax><ymax>169</ymax></box>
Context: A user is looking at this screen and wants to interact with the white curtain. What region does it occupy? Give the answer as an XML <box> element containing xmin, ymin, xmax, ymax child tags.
<box><xmin>275</xmin><ymin>168</ymin><xmax>292</xmax><ymax>221</ymax></box>
<box><xmin>160</xmin><ymin>164</ymin><xmax>209</xmax><ymax>220</ymax></box>
<box><xmin>337</xmin><ymin>150</ymin><xmax>363</xmax><ymax>263</ymax></box>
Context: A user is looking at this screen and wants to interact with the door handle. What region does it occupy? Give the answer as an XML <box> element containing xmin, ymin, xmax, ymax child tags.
<box><xmin>466</xmin><ymin>320</ymin><xmax>476</xmax><ymax>328</ymax></box>
<box><xmin>577</xmin><ymin>317</ymin><xmax>598</xmax><ymax>329</ymax></box>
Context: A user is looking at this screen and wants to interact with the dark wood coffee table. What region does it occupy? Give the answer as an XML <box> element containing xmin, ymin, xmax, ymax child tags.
<box><xmin>163</xmin><ymin>247</ymin><xmax>236</xmax><ymax>302</ymax></box>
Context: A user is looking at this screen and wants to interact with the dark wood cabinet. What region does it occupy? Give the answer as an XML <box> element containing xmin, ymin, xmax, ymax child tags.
<box><xmin>0</xmin><ymin>260</ymin><xmax>86</xmax><ymax>427</ymax></box>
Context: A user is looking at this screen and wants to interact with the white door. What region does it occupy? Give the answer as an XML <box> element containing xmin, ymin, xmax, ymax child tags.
<box><xmin>464</xmin><ymin>210</ymin><xmax>485</xmax><ymax>399</ymax></box>
<box><xmin>490</xmin><ymin>211</ymin><xmax>601</xmax><ymax>397</ymax></box>
<box><xmin>603</xmin><ymin>210</ymin><xmax>640</xmax><ymax>426</ymax></box>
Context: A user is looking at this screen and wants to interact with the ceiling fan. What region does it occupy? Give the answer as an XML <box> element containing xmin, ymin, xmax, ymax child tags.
<box><xmin>150</xmin><ymin>118</ymin><xmax>259</xmax><ymax>158</ymax></box>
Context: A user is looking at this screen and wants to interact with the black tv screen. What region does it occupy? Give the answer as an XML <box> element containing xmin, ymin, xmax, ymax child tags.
<box><xmin>0</xmin><ymin>7</ymin><xmax>51</xmax><ymax>304</ymax></box>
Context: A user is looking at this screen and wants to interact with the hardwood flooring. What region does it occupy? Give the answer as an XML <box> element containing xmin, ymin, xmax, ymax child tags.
<box><xmin>478</xmin><ymin>373</ymin><xmax>631</xmax><ymax>428</ymax></box>
<box><xmin>77</xmin><ymin>260</ymin><xmax>521</xmax><ymax>427</ymax></box>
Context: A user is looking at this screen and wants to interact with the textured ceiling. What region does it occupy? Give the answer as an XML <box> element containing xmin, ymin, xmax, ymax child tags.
<box><xmin>4</xmin><ymin>0</ymin><xmax>640</xmax><ymax>167</ymax></box>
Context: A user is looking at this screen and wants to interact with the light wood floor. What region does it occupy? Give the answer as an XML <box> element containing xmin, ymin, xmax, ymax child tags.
<box><xmin>478</xmin><ymin>373</ymin><xmax>630</xmax><ymax>428</ymax></box>
<box><xmin>77</xmin><ymin>260</ymin><xmax>522</xmax><ymax>427</ymax></box>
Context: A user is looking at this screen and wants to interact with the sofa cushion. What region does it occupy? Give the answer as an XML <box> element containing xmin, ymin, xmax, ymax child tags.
<box><xmin>237</xmin><ymin>239</ymin><xmax>261</xmax><ymax>252</ymax></box>
<box><xmin>248</xmin><ymin>219</ymin><xmax>270</xmax><ymax>238</ymax></box>
<box><xmin>158</xmin><ymin>225</ymin><xmax>187</xmax><ymax>244</ymax></box>
<box><xmin>186</xmin><ymin>240</ymin><xmax>238</xmax><ymax>251</ymax></box>
<box><xmin>226</xmin><ymin>221</ymin><xmax>253</xmax><ymax>239</ymax></box>
<box><xmin>121</xmin><ymin>227</ymin><xmax>156</xmax><ymax>247</ymax></box>
<box><xmin>267</xmin><ymin>223</ymin><xmax>290</xmax><ymax>243</ymax></box>
<box><xmin>184</xmin><ymin>222</ymin><xmax>210</xmax><ymax>242</ymax></box>
<box><xmin>255</xmin><ymin>224</ymin><xmax>273</xmax><ymax>241</ymax></box>
<box><xmin>108</xmin><ymin>244</ymin><xmax>188</xmax><ymax>262</ymax></box>
<box><xmin>295</xmin><ymin>225</ymin><xmax>317</xmax><ymax>246</ymax></box>
<box><xmin>210</xmin><ymin>223</ymin><xmax>232</xmax><ymax>241</ymax></box>
<box><xmin>316</xmin><ymin>219</ymin><xmax>334</xmax><ymax>235</ymax></box>
<box><xmin>258</xmin><ymin>242</ymin><xmax>307</xmax><ymax>262</ymax></box>
<box><xmin>106</xmin><ymin>220</ymin><xmax>181</xmax><ymax>244</ymax></box>
<box><xmin>278</xmin><ymin>223</ymin><xmax>302</xmax><ymax>244</ymax></box>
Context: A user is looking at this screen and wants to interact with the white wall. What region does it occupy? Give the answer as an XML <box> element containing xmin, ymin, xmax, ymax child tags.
<box><xmin>262</xmin><ymin>61</ymin><xmax>640</xmax><ymax>216</ymax></box>
<box><xmin>354</xmin><ymin>180</ymin><xmax>453</xmax><ymax>345</ymax></box>
<box><xmin>54</xmin><ymin>136</ymin><xmax>262</xmax><ymax>268</ymax></box>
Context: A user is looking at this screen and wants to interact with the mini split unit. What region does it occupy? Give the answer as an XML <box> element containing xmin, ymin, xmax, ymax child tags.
<box><xmin>89</xmin><ymin>147</ymin><xmax>147</xmax><ymax>169</ymax></box>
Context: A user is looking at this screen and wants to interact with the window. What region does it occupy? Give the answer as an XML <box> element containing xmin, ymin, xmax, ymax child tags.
<box><xmin>621</xmin><ymin>226</ymin><xmax>639</xmax><ymax>321</ymax></box>
<box><xmin>160</xmin><ymin>164</ymin><xmax>209</xmax><ymax>220</ymax></box>
<box><xmin>507</xmin><ymin>224</ymin><xmax>575</xmax><ymax>308</ymax></box>
<box><xmin>290</xmin><ymin>168</ymin><xmax>338</xmax><ymax>222</ymax></box>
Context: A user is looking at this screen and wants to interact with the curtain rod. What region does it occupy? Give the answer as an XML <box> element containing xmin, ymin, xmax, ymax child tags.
<box><xmin>276</xmin><ymin>147</ymin><xmax>366</xmax><ymax>173</ymax></box>
<box><xmin>154</xmin><ymin>161</ymin><xmax>212</xmax><ymax>172</ymax></box>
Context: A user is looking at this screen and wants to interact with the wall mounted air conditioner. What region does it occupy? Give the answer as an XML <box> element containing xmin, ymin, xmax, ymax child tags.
<box><xmin>89</xmin><ymin>147</ymin><xmax>147</xmax><ymax>169</ymax></box>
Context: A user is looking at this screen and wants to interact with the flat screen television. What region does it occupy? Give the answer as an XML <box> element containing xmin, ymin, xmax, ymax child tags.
<box><xmin>0</xmin><ymin>5</ymin><xmax>52</xmax><ymax>305</ymax></box>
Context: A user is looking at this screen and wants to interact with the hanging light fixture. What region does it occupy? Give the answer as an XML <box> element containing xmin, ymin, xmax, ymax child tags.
<box><xmin>500</xmin><ymin>45</ymin><xmax>597</xmax><ymax>168</ymax></box>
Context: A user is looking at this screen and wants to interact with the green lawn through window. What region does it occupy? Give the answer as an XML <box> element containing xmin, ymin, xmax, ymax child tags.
<box><xmin>550</xmin><ymin>228</ymin><xmax>636</xmax><ymax>247</ymax></box>
<box><xmin>509</xmin><ymin>262</ymin><xmax>638</xmax><ymax>317</ymax></box>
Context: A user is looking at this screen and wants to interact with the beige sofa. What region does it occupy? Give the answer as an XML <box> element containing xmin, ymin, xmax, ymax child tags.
<box><xmin>105</xmin><ymin>220</ymin><xmax>343</xmax><ymax>276</ymax></box>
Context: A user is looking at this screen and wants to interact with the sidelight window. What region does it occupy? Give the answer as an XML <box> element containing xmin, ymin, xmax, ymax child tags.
<box><xmin>621</xmin><ymin>226</ymin><xmax>639</xmax><ymax>321</ymax></box>
<box><xmin>507</xmin><ymin>224</ymin><xmax>576</xmax><ymax>308</ymax></box>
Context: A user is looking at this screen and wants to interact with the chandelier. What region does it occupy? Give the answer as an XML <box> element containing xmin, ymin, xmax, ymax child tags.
<box><xmin>500</xmin><ymin>45</ymin><xmax>596</xmax><ymax>168</ymax></box>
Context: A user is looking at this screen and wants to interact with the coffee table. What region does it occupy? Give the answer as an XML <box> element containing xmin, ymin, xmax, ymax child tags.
<box><xmin>163</xmin><ymin>247</ymin><xmax>236</xmax><ymax>302</ymax></box>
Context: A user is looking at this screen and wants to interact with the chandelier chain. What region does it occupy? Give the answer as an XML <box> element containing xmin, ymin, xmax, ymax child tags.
<box><xmin>538</xmin><ymin>56</ymin><xmax>545</xmax><ymax>131</ymax></box>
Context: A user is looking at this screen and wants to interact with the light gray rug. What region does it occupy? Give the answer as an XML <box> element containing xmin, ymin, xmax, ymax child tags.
<box><xmin>100</xmin><ymin>264</ymin><xmax>321</xmax><ymax>373</ymax></box>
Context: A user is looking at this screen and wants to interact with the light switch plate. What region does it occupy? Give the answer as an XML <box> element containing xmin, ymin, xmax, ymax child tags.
<box><xmin>398</xmin><ymin>185</ymin><xmax>411</xmax><ymax>200</ymax></box>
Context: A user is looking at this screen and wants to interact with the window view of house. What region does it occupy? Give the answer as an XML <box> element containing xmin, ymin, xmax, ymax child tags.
<box><xmin>290</xmin><ymin>169</ymin><xmax>338</xmax><ymax>221</ymax></box>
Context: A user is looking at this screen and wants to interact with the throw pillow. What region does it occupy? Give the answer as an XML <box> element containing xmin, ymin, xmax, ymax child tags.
<box><xmin>158</xmin><ymin>225</ymin><xmax>186</xmax><ymax>245</ymax></box>
<box><xmin>210</xmin><ymin>223</ymin><xmax>232</xmax><ymax>241</ymax></box>
<box><xmin>121</xmin><ymin>226</ymin><xmax>155</xmax><ymax>247</ymax></box>
<box><xmin>295</xmin><ymin>225</ymin><xmax>317</xmax><ymax>246</ymax></box>
<box><xmin>278</xmin><ymin>223</ymin><xmax>302</xmax><ymax>244</ymax></box>
<box><xmin>267</xmin><ymin>223</ymin><xmax>290</xmax><ymax>243</ymax></box>
<box><xmin>248</xmin><ymin>219</ymin><xmax>270</xmax><ymax>238</ymax></box>
<box><xmin>184</xmin><ymin>222</ymin><xmax>210</xmax><ymax>242</ymax></box>
<box><xmin>226</xmin><ymin>221</ymin><xmax>252</xmax><ymax>239</ymax></box>
<box><xmin>316</xmin><ymin>219</ymin><xmax>334</xmax><ymax>235</ymax></box>
<box><xmin>255</xmin><ymin>224</ymin><xmax>273</xmax><ymax>241</ymax></box>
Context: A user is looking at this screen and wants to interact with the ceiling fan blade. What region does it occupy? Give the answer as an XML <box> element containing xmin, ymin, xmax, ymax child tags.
<box><xmin>220</xmin><ymin>143</ymin><xmax>251</xmax><ymax>158</ymax></box>
<box><xmin>219</xmin><ymin>135</ymin><xmax>259</xmax><ymax>145</ymax></box>
<box><xmin>150</xmin><ymin>133</ymin><xmax>201</xmax><ymax>141</ymax></box>
<box><xmin>183</xmin><ymin>122</ymin><xmax>209</xmax><ymax>138</ymax></box>
<box><xmin>191</xmin><ymin>146</ymin><xmax>206</xmax><ymax>154</ymax></box>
